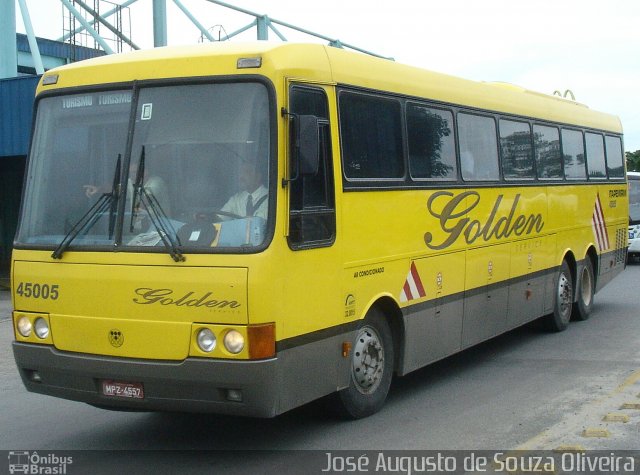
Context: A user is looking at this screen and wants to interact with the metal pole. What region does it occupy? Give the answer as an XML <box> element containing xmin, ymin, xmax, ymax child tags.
<box><xmin>152</xmin><ymin>0</ymin><xmax>167</xmax><ymax>47</ymax></box>
<box><xmin>202</xmin><ymin>0</ymin><xmax>392</xmax><ymax>59</ymax></box>
<box><xmin>59</xmin><ymin>0</ymin><xmax>114</xmax><ymax>53</ymax></box>
<box><xmin>256</xmin><ymin>16</ymin><xmax>268</xmax><ymax>40</ymax></box>
<box><xmin>58</xmin><ymin>0</ymin><xmax>140</xmax><ymax>42</ymax></box>
<box><xmin>72</xmin><ymin>0</ymin><xmax>140</xmax><ymax>50</ymax></box>
<box><xmin>0</xmin><ymin>0</ymin><xmax>17</xmax><ymax>78</ymax></box>
<box><xmin>17</xmin><ymin>0</ymin><xmax>45</xmax><ymax>74</ymax></box>
<box><xmin>221</xmin><ymin>20</ymin><xmax>256</xmax><ymax>41</ymax></box>
<box><xmin>172</xmin><ymin>0</ymin><xmax>214</xmax><ymax>42</ymax></box>
<box><xmin>268</xmin><ymin>24</ymin><xmax>287</xmax><ymax>42</ymax></box>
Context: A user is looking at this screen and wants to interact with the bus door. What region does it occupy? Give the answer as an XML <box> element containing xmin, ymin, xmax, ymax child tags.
<box><xmin>280</xmin><ymin>82</ymin><xmax>346</xmax><ymax>401</ymax></box>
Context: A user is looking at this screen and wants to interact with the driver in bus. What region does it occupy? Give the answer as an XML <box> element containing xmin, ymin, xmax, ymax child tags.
<box><xmin>220</xmin><ymin>158</ymin><xmax>268</xmax><ymax>219</ymax></box>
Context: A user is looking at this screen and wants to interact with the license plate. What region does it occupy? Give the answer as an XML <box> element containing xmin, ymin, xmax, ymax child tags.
<box><xmin>101</xmin><ymin>380</ymin><xmax>144</xmax><ymax>399</ymax></box>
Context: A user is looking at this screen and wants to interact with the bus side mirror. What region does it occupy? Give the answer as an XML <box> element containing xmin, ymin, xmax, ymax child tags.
<box><xmin>297</xmin><ymin>115</ymin><xmax>320</xmax><ymax>175</ymax></box>
<box><xmin>282</xmin><ymin>113</ymin><xmax>321</xmax><ymax>188</ymax></box>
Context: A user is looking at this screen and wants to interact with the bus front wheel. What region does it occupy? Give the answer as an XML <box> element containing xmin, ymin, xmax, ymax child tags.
<box><xmin>545</xmin><ymin>260</ymin><xmax>573</xmax><ymax>332</ymax></box>
<box><xmin>337</xmin><ymin>308</ymin><xmax>394</xmax><ymax>419</ymax></box>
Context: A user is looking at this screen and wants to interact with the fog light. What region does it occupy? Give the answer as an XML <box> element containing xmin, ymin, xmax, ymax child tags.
<box><xmin>224</xmin><ymin>330</ymin><xmax>245</xmax><ymax>354</ymax></box>
<box><xmin>27</xmin><ymin>370</ymin><xmax>42</xmax><ymax>382</ymax></box>
<box><xmin>34</xmin><ymin>318</ymin><xmax>50</xmax><ymax>339</ymax></box>
<box><xmin>226</xmin><ymin>389</ymin><xmax>243</xmax><ymax>402</ymax></box>
<box><xmin>17</xmin><ymin>316</ymin><xmax>32</xmax><ymax>337</ymax></box>
<box><xmin>196</xmin><ymin>328</ymin><xmax>216</xmax><ymax>352</ymax></box>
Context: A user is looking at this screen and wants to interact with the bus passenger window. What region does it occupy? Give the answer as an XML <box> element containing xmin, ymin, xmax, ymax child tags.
<box><xmin>585</xmin><ymin>133</ymin><xmax>607</xmax><ymax>179</ymax></box>
<box><xmin>605</xmin><ymin>136</ymin><xmax>625</xmax><ymax>178</ymax></box>
<box><xmin>406</xmin><ymin>104</ymin><xmax>456</xmax><ymax>180</ymax></box>
<box><xmin>500</xmin><ymin>119</ymin><xmax>534</xmax><ymax>180</ymax></box>
<box><xmin>457</xmin><ymin>113</ymin><xmax>499</xmax><ymax>181</ymax></box>
<box><xmin>561</xmin><ymin>129</ymin><xmax>586</xmax><ymax>180</ymax></box>
<box><xmin>339</xmin><ymin>92</ymin><xmax>404</xmax><ymax>180</ymax></box>
<box><xmin>533</xmin><ymin>124</ymin><xmax>562</xmax><ymax>179</ymax></box>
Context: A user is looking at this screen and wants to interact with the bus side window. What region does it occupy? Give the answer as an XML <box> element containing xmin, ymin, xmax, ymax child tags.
<box><xmin>585</xmin><ymin>132</ymin><xmax>607</xmax><ymax>179</ymax></box>
<box><xmin>605</xmin><ymin>135</ymin><xmax>624</xmax><ymax>178</ymax></box>
<box><xmin>561</xmin><ymin>128</ymin><xmax>586</xmax><ymax>180</ymax></box>
<box><xmin>458</xmin><ymin>113</ymin><xmax>499</xmax><ymax>181</ymax></box>
<box><xmin>533</xmin><ymin>124</ymin><xmax>562</xmax><ymax>179</ymax></box>
<box><xmin>500</xmin><ymin>119</ymin><xmax>534</xmax><ymax>180</ymax></box>
<box><xmin>287</xmin><ymin>86</ymin><xmax>336</xmax><ymax>249</ymax></box>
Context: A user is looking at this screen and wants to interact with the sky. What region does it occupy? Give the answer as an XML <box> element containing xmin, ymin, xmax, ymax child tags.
<box><xmin>15</xmin><ymin>0</ymin><xmax>640</xmax><ymax>151</ymax></box>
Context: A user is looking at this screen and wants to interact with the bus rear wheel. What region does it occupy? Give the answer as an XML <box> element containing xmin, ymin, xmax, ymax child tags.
<box><xmin>545</xmin><ymin>260</ymin><xmax>573</xmax><ymax>332</ymax></box>
<box><xmin>337</xmin><ymin>308</ymin><xmax>394</xmax><ymax>419</ymax></box>
<box><xmin>573</xmin><ymin>259</ymin><xmax>594</xmax><ymax>321</ymax></box>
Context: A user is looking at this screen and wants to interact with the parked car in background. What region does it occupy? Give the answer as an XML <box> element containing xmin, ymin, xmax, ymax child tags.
<box><xmin>628</xmin><ymin>172</ymin><xmax>640</xmax><ymax>262</ymax></box>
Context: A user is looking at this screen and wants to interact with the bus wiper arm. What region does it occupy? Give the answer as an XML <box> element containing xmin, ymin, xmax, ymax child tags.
<box><xmin>129</xmin><ymin>146</ymin><xmax>146</xmax><ymax>232</ymax></box>
<box><xmin>128</xmin><ymin>147</ymin><xmax>183</xmax><ymax>261</ymax></box>
<box><xmin>137</xmin><ymin>186</ymin><xmax>185</xmax><ymax>262</ymax></box>
<box><xmin>52</xmin><ymin>156</ymin><xmax>122</xmax><ymax>259</ymax></box>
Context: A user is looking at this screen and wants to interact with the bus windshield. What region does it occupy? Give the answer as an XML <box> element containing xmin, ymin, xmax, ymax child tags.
<box><xmin>17</xmin><ymin>82</ymin><xmax>271</xmax><ymax>253</ymax></box>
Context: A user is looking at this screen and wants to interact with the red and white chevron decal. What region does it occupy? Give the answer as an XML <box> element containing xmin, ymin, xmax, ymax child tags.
<box><xmin>592</xmin><ymin>193</ymin><xmax>610</xmax><ymax>251</ymax></box>
<box><xmin>400</xmin><ymin>262</ymin><xmax>426</xmax><ymax>303</ymax></box>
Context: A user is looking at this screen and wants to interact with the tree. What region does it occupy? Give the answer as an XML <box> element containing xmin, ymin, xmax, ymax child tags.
<box><xmin>627</xmin><ymin>150</ymin><xmax>640</xmax><ymax>172</ymax></box>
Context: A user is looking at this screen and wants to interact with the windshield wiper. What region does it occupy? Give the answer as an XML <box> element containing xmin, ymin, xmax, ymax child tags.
<box><xmin>130</xmin><ymin>146</ymin><xmax>185</xmax><ymax>262</ymax></box>
<box><xmin>52</xmin><ymin>155</ymin><xmax>122</xmax><ymax>259</ymax></box>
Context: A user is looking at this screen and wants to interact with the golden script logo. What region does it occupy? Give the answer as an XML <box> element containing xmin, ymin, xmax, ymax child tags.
<box><xmin>424</xmin><ymin>191</ymin><xmax>545</xmax><ymax>250</ymax></box>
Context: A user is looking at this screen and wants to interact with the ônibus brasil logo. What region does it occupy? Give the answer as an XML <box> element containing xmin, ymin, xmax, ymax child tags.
<box><xmin>7</xmin><ymin>451</ymin><xmax>73</xmax><ymax>474</ymax></box>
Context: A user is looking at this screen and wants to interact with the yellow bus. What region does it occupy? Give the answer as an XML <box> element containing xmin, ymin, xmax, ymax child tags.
<box><xmin>12</xmin><ymin>42</ymin><xmax>627</xmax><ymax>418</ymax></box>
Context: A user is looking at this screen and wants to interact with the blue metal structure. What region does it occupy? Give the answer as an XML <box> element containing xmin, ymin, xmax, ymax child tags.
<box><xmin>16</xmin><ymin>34</ymin><xmax>106</xmax><ymax>75</ymax></box>
<box><xmin>0</xmin><ymin>75</ymin><xmax>39</xmax><ymax>158</ymax></box>
<box><xmin>0</xmin><ymin>75</ymin><xmax>38</xmax><ymax>276</ymax></box>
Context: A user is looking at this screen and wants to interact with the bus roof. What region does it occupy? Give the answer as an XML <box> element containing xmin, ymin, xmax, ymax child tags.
<box><xmin>39</xmin><ymin>42</ymin><xmax>622</xmax><ymax>134</ymax></box>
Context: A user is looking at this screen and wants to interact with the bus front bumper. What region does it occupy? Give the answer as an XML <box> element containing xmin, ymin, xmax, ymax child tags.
<box><xmin>13</xmin><ymin>341</ymin><xmax>281</xmax><ymax>417</ymax></box>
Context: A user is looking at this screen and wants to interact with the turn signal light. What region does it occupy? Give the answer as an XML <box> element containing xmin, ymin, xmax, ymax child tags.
<box><xmin>248</xmin><ymin>323</ymin><xmax>275</xmax><ymax>359</ymax></box>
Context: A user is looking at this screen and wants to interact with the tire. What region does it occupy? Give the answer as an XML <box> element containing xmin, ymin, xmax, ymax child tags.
<box><xmin>337</xmin><ymin>308</ymin><xmax>394</xmax><ymax>419</ymax></box>
<box><xmin>572</xmin><ymin>259</ymin><xmax>594</xmax><ymax>321</ymax></box>
<box><xmin>544</xmin><ymin>260</ymin><xmax>573</xmax><ymax>332</ymax></box>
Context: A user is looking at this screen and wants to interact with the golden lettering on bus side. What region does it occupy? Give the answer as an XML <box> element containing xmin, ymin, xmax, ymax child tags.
<box><xmin>423</xmin><ymin>191</ymin><xmax>544</xmax><ymax>250</ymax></box>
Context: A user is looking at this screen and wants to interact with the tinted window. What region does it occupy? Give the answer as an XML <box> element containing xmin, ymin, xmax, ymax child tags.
<box><xmin>533</xmin><ymin>124</ymin><xmax>562</xmax><ymax>179</ymax></box>
<box><xmin>407</xmin><ymin>104</ymin><xmax>456</xmax><ymax>180</ymax></box>
<box><xmin>339</xmin><ymin>92</ymin><xmax>404</xmax><ymax>179</ymax></box>
<box><xmin>458</xmin><ymin>113</ymin><xmax>499</xmax><ymax>181</ymax></box>
<box><xmin>605</xmin><ymin>136</ymin><xmax>625</xmax><ymax>178</ymax></box>
<box><xmin>561</xmin><ymin>129</ymin><xmax>586</xmax><ymax>180</ymax></box>
<box><xmin>500</xmin><ymin>119</ymin><xmax>534</xmax><ymax>179</ymax></box>
<box><xmin>288</xmin><ymin>87</ymin><xmax>335</xmax><ymax>248</ymax></box>
<box><xmin>585</xmin><ymin>133</ymin><xmax>606</xmax><ymax>179</ymax></box>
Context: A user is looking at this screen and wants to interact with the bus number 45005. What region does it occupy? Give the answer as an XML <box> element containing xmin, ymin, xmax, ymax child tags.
<box><xmin>15</xmin><ymin>282</ymin><xmax>59</xmax><ymax>300</ymax></box>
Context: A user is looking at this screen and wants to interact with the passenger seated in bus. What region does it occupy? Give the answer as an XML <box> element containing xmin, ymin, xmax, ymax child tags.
<box><xmin>220</xmin><ymin>158</ymin><xmax>268</xmax><ymax>219</ymax></box>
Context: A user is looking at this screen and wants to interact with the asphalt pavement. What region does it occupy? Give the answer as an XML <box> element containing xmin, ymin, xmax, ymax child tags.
<box><xmin>0</xmin><ymin>289</ymin><xmax>11</xmax><ymax>322</ymax></box>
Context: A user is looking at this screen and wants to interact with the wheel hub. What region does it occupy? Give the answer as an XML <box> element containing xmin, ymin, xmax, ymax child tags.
<box><xmin>351</xmin><ymin>326</ymin><xmax>385</xmax><ymax>394</ymax></box>
<box><xmin>557</xmin><ymin>273</ymin><xmax>573</xmax><ymax>322</ymax></box>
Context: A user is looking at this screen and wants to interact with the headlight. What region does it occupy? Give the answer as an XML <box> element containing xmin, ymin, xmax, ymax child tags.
<box><xmin>34</xmin><ymin>318</ymin><xmax>50</xmax><ymax>339</ymax></box>
<box><xmin>196</xmin><ymin>328</ymin><xmax>216</xmax><ymax>352</ymax></box>
<box><xmin>224</xmin><ymin>330</ymin><xmax>245</xmax><ymax>354</ymax></box>
<box><xmin>17</xmin><ymin>316</ymin><xmax>32</xmax><ymax>337</ymax></box>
